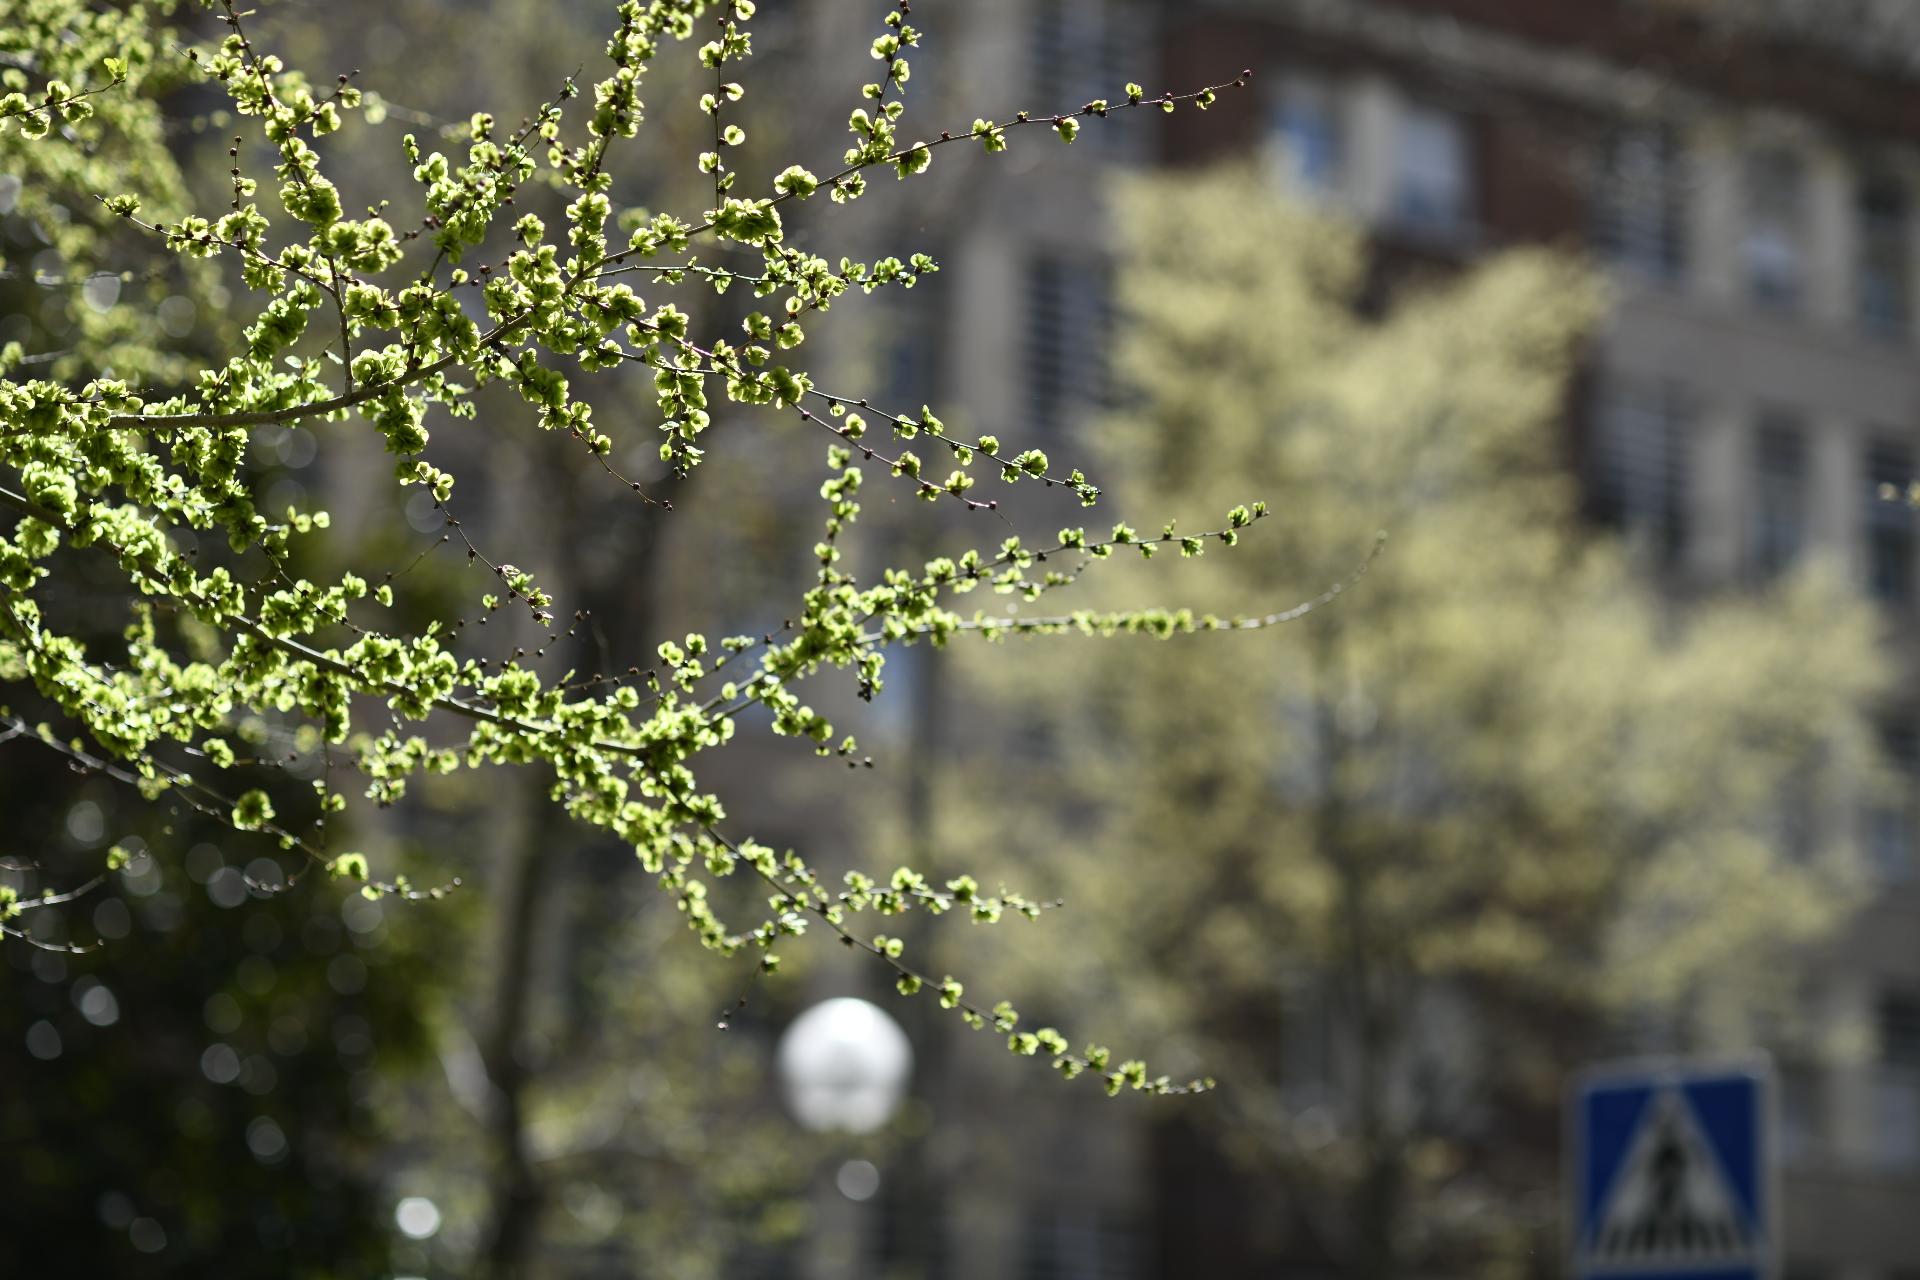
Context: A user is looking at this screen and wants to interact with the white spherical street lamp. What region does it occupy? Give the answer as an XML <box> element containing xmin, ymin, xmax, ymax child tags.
<box><xmin>776</xmin><ymin>996</ymin><xmax>913</xmax><ymax>1135</ymax></box>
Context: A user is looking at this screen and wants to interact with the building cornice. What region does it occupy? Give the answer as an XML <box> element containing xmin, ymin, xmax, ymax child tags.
<box><xmin>1193</xmin><ymin>0</ymin><xmax>1920</xmax><ymax>144</ymax></box>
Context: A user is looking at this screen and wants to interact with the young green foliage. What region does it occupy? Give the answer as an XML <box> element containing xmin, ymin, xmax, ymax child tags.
<box><xmin>1</xmin><ymin>0</ymin><xmax>1270</xmax><ymax>1096</ymax></box>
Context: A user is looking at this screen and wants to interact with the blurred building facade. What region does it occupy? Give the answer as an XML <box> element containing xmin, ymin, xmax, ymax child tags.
<box><xmin>1156</xmin><ymin>4</ymin><xmax>1920</xmax><ymax>1277</ymax></box>
<box><xmin>821</xmin><ymin>0</ymin><xmax>1920</xmax><ymax>1276</ymax></box>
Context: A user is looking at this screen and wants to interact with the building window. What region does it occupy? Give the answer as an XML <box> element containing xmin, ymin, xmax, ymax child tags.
<box><xmin>1019</xmin><ymin>1206</ymin><xmax>1143</xmax><ymax>1280</ymax></box>
<box><xmin>1268</xmin><ymin>76</ymin><xmax>1343</xmax><ymax>198</ymax></box>
<box><xmin>1886</xmin><ymin>992</ymin><xmax>1920</xmax><ymax>1067</ymax></box>
<box><xmin>1596</xmin><ymin>125</ymin><xmax>1687</xmax><ymax>282</ymax></box>
<box><xmin>1859</xmin><ymin>175</ymin><xmax>1911</xmax><ymax>336</ymax></box>
<box><xmin>1029</xmin><ymin>0</ymin><xmax>1140</xmax><ymax>161</ymax></box>
<box><xmin>1390</xmin><ymin>102</ymin><xmax>1474</xmax><ymax>238</ymax></box>
<box><xmin>1865</xmin><ymin>437</ymin><xmax>1917</xmax><ymax>604</ymax></box>
<box><xmin>1589</xmin><ymin>380</ymin><xmax>1690</xmax><ymax>566</ymax></box>
<box><xmin>1752</xmin><ymin>411</ymin><xmax>1808</xmax><ymax>579</ymax></box>
<box><xmin>1864</xmin><ymin>719</ymin><xmax>1917</xmax><ymax>883</ymax></box>
<box><xmin>1023</xmin><ymin>254</ymin><xmax>1111</xmax><ymax>434</ymax></box>
<box><xmin>879</xmin><ymin>303</ymin><xmax>938</xmax><ymax>413</ymax></box>
<box><xmin>1744</xmin><ymin>148</ymin><xmax>1806</xmax><ymax>309</ymax></box>
<box><xmin>1878</xmin><ymin>991</ymin><xmax>1920</xmax><ymax>1171</ymax></box>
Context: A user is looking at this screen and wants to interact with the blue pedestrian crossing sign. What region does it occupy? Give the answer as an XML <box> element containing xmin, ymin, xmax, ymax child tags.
<box><xmin>1570</xmin><ymin>1060</ymin><xmax>1774</xmax><ymax>1280</ymax></box>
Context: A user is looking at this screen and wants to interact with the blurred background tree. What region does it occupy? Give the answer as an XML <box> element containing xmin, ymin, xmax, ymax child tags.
<box><xmin>0</xmin><ymin>785</ymin><xmax>455</xmax><ymax>1278</ymax></box>
<box><xmin>0</xmin><ymin>7</ymin><xmax>451</xmax><ymax>1275</ymax></box>
<box><xmin>925</xmin><ymin>168</ymin><xmax>1885</xmax><ymax>1279</ymax></box>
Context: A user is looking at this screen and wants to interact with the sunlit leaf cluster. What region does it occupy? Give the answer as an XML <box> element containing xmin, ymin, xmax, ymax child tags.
<box><xmin>1</xmin><ymin>0</ymin><xmax>1291</xmax><ymax>1095</ymax></box>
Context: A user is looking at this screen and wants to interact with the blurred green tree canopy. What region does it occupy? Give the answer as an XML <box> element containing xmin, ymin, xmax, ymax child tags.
<box><xmin>941</xmin><ymin>167</ymin><xmax>1884</xmax><ymax>1279</ymax></box>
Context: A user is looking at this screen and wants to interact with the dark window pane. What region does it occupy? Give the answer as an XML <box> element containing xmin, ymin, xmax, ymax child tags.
<box><xmin>1024</xmin><ymin>255</ymin><xmax>1112</xmax><ymax>435</ymax></box>
<box><xmin>1745</xmin><ymin>149</ymin><xmax>1805</xmax><ymax>308</ymax></box>
<box><xmin>1392</xmin><ymin>103</ymin><xmax>1474</xmax><ymax>237</ymax></box>
<box><xmin>1596</xmin><ymin>126</ymin><xmax>1687</xmax><ymax>282</ymax></box>
<box><xmin>1753</xmin><ymin>413</ymin><xmax>1807</xmax><ymax>579</ymax></box>
<box><xmin>1271</xmin><ymin>78</ymin><xmax>1343</xmax><ymax>196</ymax></box>
<box><xmin>1865</xmin><ymin>718</ymin><xmax>1918</xmax><ymax>882</ymax></box>
<box><xmin>1866</xmin><ymin>438</ymin><xmax>1917</xmax><ymax>603</ymax></box>
<box><xmin>1859</xmin><ymin>175</ymin><xmax>1910</xmax><ymax>336</ymax></box>
<box><xmin>1590</xmin><ymin>381</ymin><xmax>1690</xmax><ymax>566</ymax></box>
<box><xmin>1028</xmin><ymin>0</ymin><xmax>1139</xmax><ymax>160</ymax></box>
<box><xmin>1882</xmin><ymin>992</ymin><xmax>1920</xmax><ymax>1068</ymax></box>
